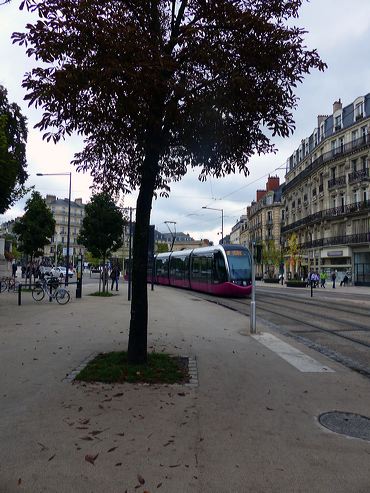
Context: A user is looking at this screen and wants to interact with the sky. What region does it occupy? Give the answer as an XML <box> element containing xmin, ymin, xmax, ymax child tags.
<box><xmin>1</xmin><ymin>0</ymin><xmax>370</xmax><ymax>244</ymax></box>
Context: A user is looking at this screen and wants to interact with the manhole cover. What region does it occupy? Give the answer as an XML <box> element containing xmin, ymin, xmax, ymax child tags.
<box><xmin>319</xmin><ymin>411</ymin><xmax>370</xmax><ymax>441</ymax></box>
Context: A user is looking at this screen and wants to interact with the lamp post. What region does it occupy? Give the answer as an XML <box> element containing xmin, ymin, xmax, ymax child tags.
<box><xmin>37</xmin><ymin>172</ymin><xmax>71</xmax><ymax>286</ymax></box>
<box><xmin>164</xmin><ymin>221</ymin><xmax>176</xmax><ymax>251</ymax></box>
<box><xmin>202</xmin><ymin>206</ymin><xmax>224</xmax><ymax>244</ymax></box>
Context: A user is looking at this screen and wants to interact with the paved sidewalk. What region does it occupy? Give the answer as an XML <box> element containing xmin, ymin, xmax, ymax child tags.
<box><xmin>0</xmin><ymin>283</ymin><xmax>370</xmax><ymax>492</ymax></box>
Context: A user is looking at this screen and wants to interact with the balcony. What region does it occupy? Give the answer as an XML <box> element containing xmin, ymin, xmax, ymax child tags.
<box><xmin>348</xmin><ymin>168</ymin><xmax>370</xmax><ymax>184</ymax></box>
<box><xmin>300</xmin><ymin>232</ymin><xmax>370</xmax><ymax>250</ymax></box>
<box><xmin>281</xmin><ymin>199</ymin><xmax>370</xmax><ymax>234</ymax></box>
<box><xmin>283</xmin><ymin>133</ymin><xmax>370</xmax><ymax>194</ymax></box>
<box><xmin>328</xmin><ymin>175</ymin><xmax>346</xmax><ymax>189</ymax></box>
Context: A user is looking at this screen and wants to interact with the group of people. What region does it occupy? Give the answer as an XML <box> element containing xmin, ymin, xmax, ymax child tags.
<box><xmin>99</xmin><ymin>263</ymin><xmax>121</xmax><ymax>291</ymax></box>
<box><xmin>307</xmin><ymin>269</ymin><xmax>350</xmax><ymax>288</ymax></box>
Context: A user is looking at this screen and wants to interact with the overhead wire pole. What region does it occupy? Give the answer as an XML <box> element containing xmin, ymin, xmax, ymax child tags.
<box><xmin>202</xmin><ymin>206</ymin><xmax>223</xmax><ymax>244</ymax></box>
<box><xmin>250</xmin><ymin>241</ymin><xmax>256</xmax><ymax>334</ymax></box>
<box><xmin>164</xmin><ymin>221</ymin><xmax>176</xmax><ymax>251</ymax></box>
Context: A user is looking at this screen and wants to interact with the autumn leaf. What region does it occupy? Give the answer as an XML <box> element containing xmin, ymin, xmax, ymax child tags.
<box><xmin>85</xmin><ymin>453</ymin><xmax>99</xmax><ymax>465</ymax></box>
<box><xmin>107</xmin><ymin>447</ymin><xmax>118</xmax><ymax>453</ymax></box>
<box><xmin>48</xmin><ymin>454</ymin><xmax>56</xmax><ymax>461</ymax></box>
<box><xmin>137</xmin><ymin>474</ymin><xmax>145</xmax><ymax>484</ymax></box>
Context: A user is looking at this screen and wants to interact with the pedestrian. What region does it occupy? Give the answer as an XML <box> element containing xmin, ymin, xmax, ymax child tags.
<box><xmin>340</xmin><ymin>274</ymin><xmax>349</xmax><ymax>287</ymax></box>
<box><xmin>331</xmin><ymin>270</ymin><xmax>336</xmax><ymax>289</ymax></box>
<box><xmin>320</xmin><ymin>271</ymin><xmax>327</xmax><ymax>288</ymax></box>
<box><xmin>110</xmin><ymin>263</ymin><xmax>120</xmax><ymax>291</ymax></box>
<box><xmin>11</xmin><ymin>259</ymin><xmax>17</xmax><ymax>278</ymax></box>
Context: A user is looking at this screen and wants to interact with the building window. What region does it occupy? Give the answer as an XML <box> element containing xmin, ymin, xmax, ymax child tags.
<box><xmin>352</xmin><ymin>159</ymin><xmax>357</xmax><ymax>172</ymax></box>
<box><xmin>335</xmin><ymin>115</ymin><xmax>341</xmax><ymax>130</ymax></box>
<box><xmin>355</xmin><ymin>101</ymin><xmax>364</xmax><ymax>120</ymax></box>
<box><xmin>353</xmin><ymin>190</ymin><xmax>358</xmax><ymax>204</ymax></box>
<box><xmin>363</xmin><ymin>190</ymin><xmax>368</xmax><ymax>202</ymax></box>
<box><xmin>352</xmin><ymin>129</ymin><xmax>358</xmax><ymax>142</ymax></box>
<box><xmin>362</xmin><ymin>156</ymin><xmax>368</xmax><ymax>170</ymax></box>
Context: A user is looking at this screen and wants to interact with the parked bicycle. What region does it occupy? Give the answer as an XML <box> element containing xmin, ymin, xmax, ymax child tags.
<box><xmin>32</xmin><ymin>277</ymin><xmax>70</xmax><ymax>305</ymax></box>
<box><xmin>0</xmin><ymin>276</ymin><xmax>20</xmax><ymax>293</ymax></box>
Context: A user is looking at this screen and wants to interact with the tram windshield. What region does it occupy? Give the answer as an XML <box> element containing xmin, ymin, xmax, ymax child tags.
<box><xmin>225</xmin><ymin>249</ymin><xmax>251</xmax><ymax>281</ymax></box>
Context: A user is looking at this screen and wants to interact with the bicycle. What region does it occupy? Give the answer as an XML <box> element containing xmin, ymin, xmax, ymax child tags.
<box><xmin>31</xmin><ymin>277</ymin><xmax>70</xmax><ymax>305</ymax></box>
<box><xmin>0</xmin><ymin>276</ymin><xmax>19</xmax><ymax>293</ymax></box>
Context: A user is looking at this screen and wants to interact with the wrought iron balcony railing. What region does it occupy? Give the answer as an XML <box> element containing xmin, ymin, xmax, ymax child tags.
<box><xmin>348</xmin><ymin>168</ymin><xmax>370</xmax><ymax>184</ymax></box>
<box><xmin>328</xmin><ymin>175</ymin><xmax>346</xmax><ymax>188</ymax></box>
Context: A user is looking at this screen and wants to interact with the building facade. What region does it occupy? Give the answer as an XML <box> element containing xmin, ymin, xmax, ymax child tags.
<box><xmin>43</xmin><ymin>195</ymin><xmax>86</xmax><ymax>264</ymax></box>
<box><xmin>229</xmin><ymin>215</ymin><xmax>248</xmax><ymax>245</ymax></box>
<box><xmin>281</xmin><ymin>93</ymin><xmax>370</xmax><ymax>284</ymax></box>
<box><xmin>240</xmin><ymin>176</ymin><xmax>283</xmax><ymax>277</ymax></box>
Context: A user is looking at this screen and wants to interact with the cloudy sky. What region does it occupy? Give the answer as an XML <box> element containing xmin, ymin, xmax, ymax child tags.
<box><xmin>1</xmin><ymin>0</ymin><xmax>370</xmax><ymax>243</ymax></box>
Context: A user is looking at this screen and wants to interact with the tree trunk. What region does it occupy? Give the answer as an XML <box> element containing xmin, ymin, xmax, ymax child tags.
<box><xmin>127</xmin><ymin>149</ymin><xmax>159</xmax><ymax>365</ymax></box>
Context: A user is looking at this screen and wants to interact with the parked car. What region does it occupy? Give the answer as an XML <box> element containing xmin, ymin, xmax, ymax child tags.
<box><xmin>39</xmin><ymin>265</ymin><xmax>53</xmax><ymax>277</ymax></box>
<box><xmin>52</xmin><ymin>266</ymin><xmax>73</xmax><ymax>278</ymax></box>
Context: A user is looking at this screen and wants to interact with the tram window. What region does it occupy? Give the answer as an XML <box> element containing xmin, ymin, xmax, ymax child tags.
<box><xmin>192</xmin><ymin>256</ymin><xmax>201</xmax><ymax>280</ymax></box>
<box><xmin>213</xmin><ymin>252</ymin><xmax>227</xmax><ymax>283</ymax></box>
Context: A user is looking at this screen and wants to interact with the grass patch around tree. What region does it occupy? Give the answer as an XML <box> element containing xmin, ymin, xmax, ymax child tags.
<box><xmin>75</xmin><ymin>351</ymin><xmax>189</xmax><ymax>384</ymax></box>
<box><xmin>89</xmin><ymin>291</ymin><xmax>115</xmax><ymax>297</ymax></box>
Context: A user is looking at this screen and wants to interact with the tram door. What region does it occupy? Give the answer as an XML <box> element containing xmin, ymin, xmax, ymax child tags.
<box><xmin>213</xmin><ymin>251</ymin><xmax>227</xmax><ymax>284</ymax></box>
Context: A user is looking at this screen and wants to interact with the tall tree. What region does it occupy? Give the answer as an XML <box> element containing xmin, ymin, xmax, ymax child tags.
<box><xmin>13</xmin><ymin>0</ymin><xmax>326</xmax><ymax>363</ymax></box>
<box><xmin>13</xmin><ymin>191</ymin><xmax>55</xmax><ymax>268</ymax></box>
<box><xmin>77</xmin><ymin>193</ymin><xmax>124</xmax><ymax>292</ymax></box>
<box><xmin>0</xmin><ymin>85</ymin><xmax>29</xmax><ymax>214</ymax></box>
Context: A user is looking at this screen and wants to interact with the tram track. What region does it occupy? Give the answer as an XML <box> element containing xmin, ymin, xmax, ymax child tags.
<box><xmin>256</xmin><ymin>289</ymin><xmax>370</xmax><ymax>318</ymax></box>
<box><xmin>189</xmin><ymin>289</ymin><xmax>370</xmax><ymax>378</ymax></box>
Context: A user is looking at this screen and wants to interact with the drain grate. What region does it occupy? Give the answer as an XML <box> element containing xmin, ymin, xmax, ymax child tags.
<box><xmin>319</xmin><ymin>411</ymin><xmax>370</xmax><ymax>441</ymax></box>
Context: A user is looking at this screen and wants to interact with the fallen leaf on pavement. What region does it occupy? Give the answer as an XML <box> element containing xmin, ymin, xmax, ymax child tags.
<box><xmin>137</xmin><ymin>474</ymin><xmax>145</xmax><ymax>484</ymax></box>
<box><xmin>107</xmin><ymin>447</ymin><xmax>118</xmax><ymax>453</ymax></box>
<box><xmin>48</xmin><ymin>454</ymin><xmax>56</xmax><ymax>461</ymax></box>
<box><xmin>85</xmin><ymin>453</ymin><xmax>99</xmax><ymax>465</ymax></box>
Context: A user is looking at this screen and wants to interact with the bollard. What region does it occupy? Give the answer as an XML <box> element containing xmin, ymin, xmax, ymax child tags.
<box><xmin>18</xmin><ymin>283</ymin><xmax>22</xmax><ymax>306</ymax></box>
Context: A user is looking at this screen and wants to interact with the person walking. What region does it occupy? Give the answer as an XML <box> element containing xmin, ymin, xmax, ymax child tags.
<box><xmin>331</xmin><ymin>270</ymin><xmax>336</xmax><ymax>289</ymax></box>
<box><xmin>320</xmin><ymin>271</ymin><xmax>327</xmax><ymax>288</ymax></box>
<box><xmin>11</xmin><ymin>259</ymin><xmax>17</xmax><ymax>278</ymax></box>
<box><xmin>340</xmin><ymin>274</ymin><xmax>349</xmax><ymax>287</ymax></box>
<box><xmin>110</xmin><ymin>263</ymin><xmax>120</xmax><ymax>291</ymax></box>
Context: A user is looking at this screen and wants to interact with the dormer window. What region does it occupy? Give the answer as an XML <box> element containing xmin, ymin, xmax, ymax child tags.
<box><xmin>334</xmin><ymin>115</ymin><xmax>341</xmax><ymax>131</ymax></box>
<box><xmin>355</xmin><ymin>101</ymin><xmax>364</xmax><ymax>121</ymax></box>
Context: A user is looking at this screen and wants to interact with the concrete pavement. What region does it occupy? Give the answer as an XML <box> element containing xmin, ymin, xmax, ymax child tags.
<box><xmin>0</xmin><ymin>281</ymin><xmax>370</xmax><ymax>492</ymax></box>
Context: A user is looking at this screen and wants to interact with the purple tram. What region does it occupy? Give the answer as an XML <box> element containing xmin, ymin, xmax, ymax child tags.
<box><xmin>154</xmin><ymin>244</ymin><xmax>252</xmax><ymax>297</ymax></box>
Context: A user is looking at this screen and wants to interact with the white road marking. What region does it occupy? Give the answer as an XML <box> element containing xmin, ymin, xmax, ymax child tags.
<box><xmin>252</xmin><ymin>332</ymin><xmax>334</xmax><ymax>373</ymax></box>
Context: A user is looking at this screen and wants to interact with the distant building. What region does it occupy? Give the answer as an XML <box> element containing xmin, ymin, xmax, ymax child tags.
<box><xmin>240</xmin><ymin>176</ymin><xmax>283</xmax><ymax>277</ymax></box>
<box><xmin>229</xmin><ymin>215</ymin><xmax>248</xmax><ymax>245</ymax></box>
<box><xmin>43</xmin><ymin>195</ymin><xmax>86</xmax><ymax>263</ymax></box>
<box><xmin>154</xmin><ymin>230</ymin><xmax>210</xmax><ymax>252</ymax></box>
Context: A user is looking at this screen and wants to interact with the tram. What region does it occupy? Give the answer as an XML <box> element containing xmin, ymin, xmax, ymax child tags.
<box><xmin>154</xmin><ymin>244</ymin><xmax>252</xmax><ymax>297</ymax></box>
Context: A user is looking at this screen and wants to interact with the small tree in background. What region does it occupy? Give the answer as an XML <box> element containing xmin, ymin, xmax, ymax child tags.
<box><xmin>156</xmin><ymin>243</ymin><xmax>169</xmax><ymax>254</ymax></box>
<box><xmin>262</xmin><ymin>240</ymin><xmax>282</xmax><ymax>278</ymax></box>
<box><xmin>287</xmin><ymin>232</ymin><xmax>302</xmax><ymax>277</ymax></box>
<box><xmin>0</xmin><ymin>85</ymin><xmax>30</xmax><ymax>214</ymax></box>
<box><xmin>77</xmin><ymin>193</ymin><xmax>124</xmax><ymax>293</ymax></box>
<box><xmin>13</xmin><ymin>191</ymin><xmax>55</xmax><ymax>283</ymax></box>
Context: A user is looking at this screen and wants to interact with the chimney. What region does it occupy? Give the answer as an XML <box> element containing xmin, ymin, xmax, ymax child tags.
<box><xmin>317</xmin><ymin>115</ymin><xmax>327</xmax><ymax>128</ymax></box>
<box><xmin>45</xmin><ymin>194</ymin><xmax>56</xmax><ymax>204</ymax></box>
<box><xmin>333</xmin><ymin>99</ymin><xmax>342</xmax><ymax>114</ymax></box>
<box><xmin>75</xmin><ymin>198</ymin><xmax>83</xmax><ymax>205</ymax></box>
<box><xmin>266</xmin><ymin>176</ymin><xmax>280</xmax><ymax>192</ymax></box>
<box><xmin>257</xmin><ymin>190</ymin><xmax>266</xmax><ymax>201</ymax></box>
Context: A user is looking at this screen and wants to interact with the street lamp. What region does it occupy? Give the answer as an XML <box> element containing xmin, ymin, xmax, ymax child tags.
<box><xmin>202</xmin><ymin>206</ymin><xmax>224</xmax><ymax>244</ymax></box>
<box><xmin>37</xmin><ymin>172</ymin><xmax>71</xmax><ymax>286</ymax></box>
<box><xmin>164</xmin><ymin>221</ymin><xmax>176</xmax><ymax>251</ymax></box>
